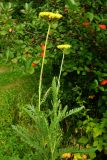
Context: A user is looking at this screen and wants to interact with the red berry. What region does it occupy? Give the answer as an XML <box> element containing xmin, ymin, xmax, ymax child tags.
<box><xmin>100</xmin><ymin>80</ymin><xmax>107</xmax><ymax>85</ymax></box>
<box><xmin>32</xmin><ymin>62</ymin><xmax>37</xmax><ymax>67</ymax></box>
<box><xmin>41</xmin><ymin>44</ymin><xmax>45</xmax><ymax>51</ymax></box>
<box><xmin>82</xmin><ymin>22</ymin><xmax>90</xmax><ymax>27</ymax></box>
<box><xmin>99</xmin><ymin>24</ymin><xmax>106</xmax><ymax>30</ymax></box>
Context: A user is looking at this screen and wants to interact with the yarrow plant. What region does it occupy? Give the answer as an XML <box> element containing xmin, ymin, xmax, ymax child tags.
<box><xmin>38</xmin><ymin>11</ymin><xmax>63</xmax><ymax>111</ymax></box>
<box><xmin>57</xmin><ymin>44</ymin><xmax>71</xmax><ymax>90</ymax></box>
<box><xmin>12</xmin><ymin>10</ymin><xmax>95</xmax><ymax>160</ymax></box>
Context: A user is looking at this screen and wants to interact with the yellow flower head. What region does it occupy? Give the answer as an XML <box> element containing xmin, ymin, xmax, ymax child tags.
<box><xmin>39</xmin><ymin>12</ymin><xmax>62</xmax><ymax>20</ymax></box>
<box><xmin>61</xmin><ymin>153</ymin><xmax>71</xmax><ymax>158</ymax></box>
<box><xmin>57</xmin><ymin>44</ymin><xmax>71</xmax><ymax>49</ymax></box>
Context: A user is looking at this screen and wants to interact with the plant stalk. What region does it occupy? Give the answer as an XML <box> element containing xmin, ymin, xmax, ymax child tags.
<box><xmin>38</xmin><ymin>24</ymin><xmax>51</xmax><ymax>111</ymax></box>
<box><xmin>57</xmin><ymin>51</ymin><xmax>65</xmax><ymax>91</ymax></box>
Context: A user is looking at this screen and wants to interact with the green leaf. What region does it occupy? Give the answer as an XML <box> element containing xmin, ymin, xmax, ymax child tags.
<box><xmin>63</xmin><ymin>72</ymin><xmax>68</xmax><ymax>76</ymax></box>
<box><xmin>77</xmin><ymin>69</ymin><xmax>80</xmax><ymax>74</ymax></box>
<box><xmin>65</xmin><ymin>106</ymin><xmax>85</xmax><ymax>119</ymax></box>
<box><xmin>63</xmin><ymin>49</ymin><xmax>71</xmax><ymax>55</ymax></box>
<box><xmin>82</xmin><ymin>71</ymin><xmax>86</xmax><ymax>75</ymax></box>
<box><xmin>93</xmin><ymin>140</ymin><xmax>103</xmax><ymax>151</ymax></box>
<box><xmin>91</xmin><ymin>79</ymin><xmax>99</xmax><ymax>89</ymax></box>
<box><xmin>41</xmin><ymin>87</ymin><xmax>51</xmax><ymax>105</ymax></box>
<box><xmin>66</xmin><ymin>0</ymin><xmax>79</xmax><ymax>10</ymax></box>
<box><xmin>51</xmin><ymin>22</ymin><xmax>58</xmax><ymax>29</ymax></box>
<box><xmin>28</xmin><ymin>66</ymin><xmax>35</xmax><ymax>74</ymax></box>
<box><xmin>86</xmin><ymin>12</ymin><xmax>94</xmax><ymax>22</ymax></box>
<box><xmin>0</xmin><ymin>30</ymin><xmax>7</xmax><ymax>35</ymax></box>
<box><xmin>5</xmin><ymin>49</ymin><xmax>14</xmax><ymax>60</ymax></box>
<box><xmin>93</xmin><ymin>127</ymin><xmax>103</xmax><ymax>138</ymax></box>
<box><xmin>89</xmin><ymin>152</ymin><xmax>96</xmax><ymax>159</ymax></box>
<box><xmin>78</xmin><ymin>136</ymin><xmax>88</xmax><ymax>145</ymax></box>
<box><xmin>99</xmin><ymin>86</ymin><xmax>105</xmax><ymax>91</ymax></box>
<box><xmin>101</xmin><ymin>73</ymin><xmax>107</xmax><ymax>77</ymax></box>
<box><xmin>12</xmin><ymin>125</ymin><xmax>37</xmax><ymax>148</ymax></box>
<box><xmin>51</xmin><ymin>77</ymin><xmax>58</xmax><ymax>107</ymax></box>
<box><xmin>11</xmin><ymin>58</ymin><xmax>18</xmax><ymax>64</ymax></box>
<box><xmin>44</xmin><ymin>59</ymin><xmax>47</xmax><ymax>64</ymax></box>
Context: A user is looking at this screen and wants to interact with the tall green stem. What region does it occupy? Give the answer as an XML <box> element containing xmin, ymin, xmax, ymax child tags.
<box><xmin>38</xmin><ymin>24</ymin><xmax>51</xmax><ymax>111</ymax></box>
<box><xmin>57</xmin><ymin>51</ymin><xmax>65</xmax><ymax>91</ymax></box>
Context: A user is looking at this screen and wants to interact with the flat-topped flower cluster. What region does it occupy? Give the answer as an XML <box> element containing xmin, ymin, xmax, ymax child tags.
<box><xmin>39</xmin><ymin>12</ymin><xmax>62</xmax><ymax>20</ymax></box>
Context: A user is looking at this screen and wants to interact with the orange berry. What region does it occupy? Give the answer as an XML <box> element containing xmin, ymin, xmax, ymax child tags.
<box><xmin>32</xmin><ymin>62</ymin><xmax>37</xmax><ymax>67</ymax></box>
<box><xmin>41</xmin><ymin>43</ymin><xmax>45</xmax><ymax>51</ymax></box>
<box><xmin>61</xmin><ymin>153</ymin><xmax>71</xmax><ymax>158</ymax></box>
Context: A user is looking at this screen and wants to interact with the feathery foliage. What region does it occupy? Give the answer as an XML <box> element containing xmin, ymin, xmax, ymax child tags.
<box><xmin>12</xmin><ymin>77</ymin><xmax>85</xmax><ymax>160</ymax></box>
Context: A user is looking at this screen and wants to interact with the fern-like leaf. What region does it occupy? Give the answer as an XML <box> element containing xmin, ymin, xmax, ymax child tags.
<box><xmin>12</xmin><ymin>125</ymin><xmax>38</xmax><ymax>148</ymax></box>
<box><xmin>65</xmin><ymin>106</ymin><xmax>85</xmax><ymax>119</ymax></box>
<box><xmin>41</xmin><ymin>87</ymin><xmax>51</xmax><ymax>105</ymax></box>
<box><xmin>59</xmin><ymin>146</ymin><xmax>96</xmax><ymax>155</ymax></box>
<box><xmin>52</xmin><ymin>77</ymin><xmax>58</xmax><ymax>102</ymax></box>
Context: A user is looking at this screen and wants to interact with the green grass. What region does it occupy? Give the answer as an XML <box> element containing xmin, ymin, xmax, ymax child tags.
<box><xmin>0</xmin><ymin>64</ymin><xmax>27</xmax><ymax>87</ymax></box>
<box><xmin>0</xmin><ymin>71</ymin><xmax>23</xmax><ymax>87</ymax></box>
<box><xmin>0</xmin><ymin>63</ymin><xmax>38</xmax><ymax>159</ymax></box>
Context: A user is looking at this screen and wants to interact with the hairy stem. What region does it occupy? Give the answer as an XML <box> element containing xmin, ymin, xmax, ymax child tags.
<box><xmin>57</xmin><ymin>51</ymin><xmax>65</xmax><ymax>91</ymax></box>
<box><xmin>38</xmin><ymin>24</ymin><xmax>51</xmax><ymax>111</ymax></box>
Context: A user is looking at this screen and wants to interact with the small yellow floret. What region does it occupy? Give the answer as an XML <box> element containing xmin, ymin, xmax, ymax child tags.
<box><xmin>57</xmin><ymin>44</ymin><xmax>71</xmax><ymax>49</ymax></box>
<box><xmin>61</xmin><ymin>153</ymin><xmax>71</xmax><ymax>158</ymax></box>
<box><xmin>39</xmin><ymin>12</ymin><xmax>62</xmax><ymax>20</ymax></box>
